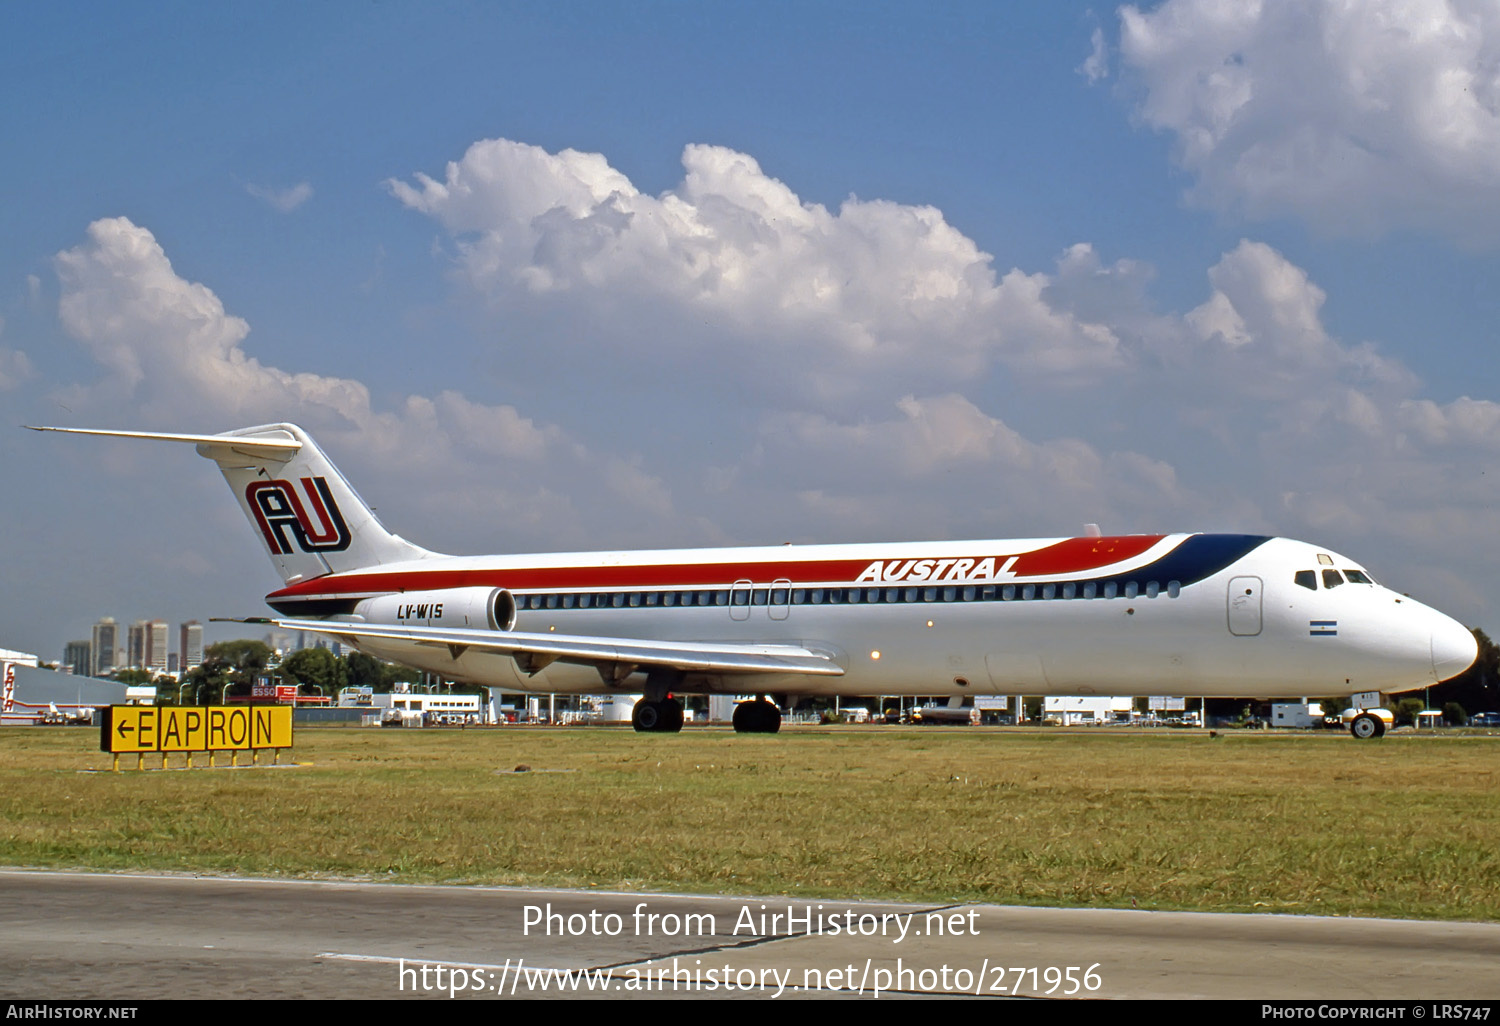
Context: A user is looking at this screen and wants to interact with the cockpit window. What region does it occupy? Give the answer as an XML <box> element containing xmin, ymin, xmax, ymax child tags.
<box><xmin>1344</xmin><ymin>569</ymin><xmax>1374</xmax><ymax>584</ymax></box>
<box><xmin>1322</xmin><ymin>569</ymin><xmax>1344</xmax><ymax>589</ymax></box>
<box><xmin>1294</xmin><ymin>570</ymin><xmax>1317</xmax><ymax>591</ymax></box>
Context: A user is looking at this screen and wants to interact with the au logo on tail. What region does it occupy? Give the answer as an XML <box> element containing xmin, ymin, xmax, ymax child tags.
<box><xmin>246</xmin><ymin>477</ymin><xmax>351</xmax><ymax>554</ymax></box>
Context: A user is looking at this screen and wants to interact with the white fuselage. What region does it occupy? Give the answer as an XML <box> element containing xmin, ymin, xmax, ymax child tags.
<box><xmin>269</xmin><ymin>533</ymin><xmax>1476</xmax><ymax>701</ymax></box>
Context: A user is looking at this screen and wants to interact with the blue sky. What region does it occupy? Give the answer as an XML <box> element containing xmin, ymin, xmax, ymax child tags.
<box><xmin>4</xmin><ymin>1</ymin><xmax>1499</xmax><ymax>664</ymax></box>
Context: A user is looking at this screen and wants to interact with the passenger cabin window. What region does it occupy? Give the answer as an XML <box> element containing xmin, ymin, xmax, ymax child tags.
<box><xmin>1322</xmin><ymin>569</ymin><xmax>1344</xmax><ymax>589</ymax></box>
<box><xmin>1294</xmin><ymin>570</ymin><xmax>1317</xmax><ymax>591</ymax></box>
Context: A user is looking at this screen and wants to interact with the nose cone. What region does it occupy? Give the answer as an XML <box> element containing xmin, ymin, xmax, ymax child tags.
<box><xmin>1433</xmin><ymin>619</ymin><xmax>1479</xmax><ymax>681</ymax></box>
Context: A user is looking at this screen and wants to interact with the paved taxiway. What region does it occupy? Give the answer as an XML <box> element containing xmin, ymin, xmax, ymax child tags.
<box><xmin>2</xmin><ymin>870</ymin><xmax>1496</xmax><ymax>999</ymax></box>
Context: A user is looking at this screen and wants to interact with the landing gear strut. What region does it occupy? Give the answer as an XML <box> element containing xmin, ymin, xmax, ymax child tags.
<box><xmin>732</xmin><ymin>699</ymin><xmax>781</xmax><ymax>734</ymax></box>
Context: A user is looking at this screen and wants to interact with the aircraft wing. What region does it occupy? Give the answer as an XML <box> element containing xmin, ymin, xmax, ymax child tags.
<box><xmin>256</xmin><ymin>617</ymin><xmax>846</xmax><ymax>680</ymax></box>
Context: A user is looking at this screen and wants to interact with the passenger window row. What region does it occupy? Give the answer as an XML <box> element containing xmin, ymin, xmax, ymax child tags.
<box><xmin>515</xmin><ymin>579</ymin><xmax>1185</xmax><ymax>611</ymax></box>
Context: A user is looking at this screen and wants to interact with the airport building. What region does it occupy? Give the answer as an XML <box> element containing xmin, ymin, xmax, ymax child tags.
<box><xmin>1044</xmin><ymin>695</ymin><xmax>1134</xmax><ymax>725</ymax></box>
<box><xmin>0</xmin><ymin>648</ymin><xmax>39</xmax><ymax>670</ymax></box>
<box><xmin>1</xmin><ymin>657</ymin><xmax>128</xmax><ymax>724</ymax></box>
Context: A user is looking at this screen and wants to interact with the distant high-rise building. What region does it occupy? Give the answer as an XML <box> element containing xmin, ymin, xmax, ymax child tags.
<box><xmin>127</xmin><ymin>621</ymin><xmax>147</xmax><ymax>670</ymax></box>
<box><xmin>63</xmin><ymin>640</ymin><xmax>91</xmax><ymax>676</ymax></box>
<box><xmin>91</xmin><ymin>618</ymin><xmax>117</xmax><ymax>676</ymax></box>
<box><xmin>180</xmin><ymin>621</ymin><xmax>203</xmax><ymax>671</ymax></box>
<box><xmin>145</xmin><ymin>620</ymin><xmax>168</xmax><ymax>673</ymax></box>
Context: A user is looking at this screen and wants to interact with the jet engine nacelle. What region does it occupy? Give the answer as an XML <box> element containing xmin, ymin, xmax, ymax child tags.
<box><xmin>354</xmin><ymin>588</ymin><xmax>516</xmax><ymax>631</ymax></box>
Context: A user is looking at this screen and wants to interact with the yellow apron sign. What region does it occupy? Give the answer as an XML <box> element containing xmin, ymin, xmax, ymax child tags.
<box><xmin>100</xmin><ymin>705</ymin><xmax>292</xmax><ymax>755</ymax></box>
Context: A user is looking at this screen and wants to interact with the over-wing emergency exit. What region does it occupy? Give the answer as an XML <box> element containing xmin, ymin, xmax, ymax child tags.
<box><xmin>30</xmin><ymin>423</ymin><xmax>1477</xmax><ymax>738</ymax></box>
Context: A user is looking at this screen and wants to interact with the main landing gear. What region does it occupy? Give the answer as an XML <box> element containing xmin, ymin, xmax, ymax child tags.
<box><xmin>632</xmin><ymin>669</ymin><xmax>686</xmax><ymax>733</ymax></box>
<box><xmin>1349</xmin><ymin>712</ymin><xmax>1386</xmax><ymax>739</ymax></box>
<box><xmin>732</xmin><ymin>699</ymin><xmax>781</xmax><ymax>734</ymax></box>
<box><xmin>632</xmin><ymin>697</ymin><xmax>684</xmax><ymax>733</ymax></box>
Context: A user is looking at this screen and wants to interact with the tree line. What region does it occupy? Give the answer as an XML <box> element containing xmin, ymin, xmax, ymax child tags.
<box><xmin>150</xmin><ymin>640</ymin><xmax>426</xmax><ymax>705</ymax></box>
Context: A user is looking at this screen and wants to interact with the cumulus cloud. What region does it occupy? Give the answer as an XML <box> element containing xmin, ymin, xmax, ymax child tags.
<box><xmin>1397</xmin><ymin>395</ymin><xmax>1500</xmax><ymax>448</ymax></box>
<box><xmin>1183</xmin><ymin>240</ymin><xmax>1414</xmax><ymax>400</ymax></box>
<box><xmin>382</xmin><ymin>138</ymin><xmax>1500</xmax><ymax>594</ymax></box>
<box><xmin>57</xmin><ymin>218</ymin><xmax>359</xmax><ymax>421</ymax></box>
<box><xmin>1118</xmin><ymin>0</ymin><xmax>1500</xmax><ymax>242</ymax></box>
<box><xmin>50</xmin><ymin>217</ymin><xmax>677</xmax><ymax>550</ymax></box>
<box><xmin>0</xmin><ymin>347</ymin><xmax>32</xmax><ymax>391</ymax></box>
<box><xmin>245</xmin><ymin>181</ymin><xmax>314</xmax><ymax>213</ymax></box>
<box><xmin>1079</xmin><ymin>26</ymin><xmax>1109</xmax><ymax>83</ymax></box>
<box><xmin>746</xmin><ymin>393</ymin><xmax>1212</xmax><ymax>541</ymax></box>
<box><xmin>389</xmin><ymin>139</ymin><xmax>1124</xmax><ymax>398</ymax></box>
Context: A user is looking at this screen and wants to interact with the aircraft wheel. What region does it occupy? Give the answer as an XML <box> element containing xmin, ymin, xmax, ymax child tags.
<box><xmin>633</xmin><ymin>699</ymin><xmax>661</xmax><ymax>732</ymax></box>
<box><xmin>1350</xmin><ymin>713</ymin><xmax>1382</xmax><ymax>740</ymax></box>
<box><xmin>733</xmin><ymin>700</ymin><xmax>781</xmax><ymax>734</ymax></box>
<box><xmin>633</xmin><ymin>698</ymin><xmax>684</xmax><ymax>733</ymax></box>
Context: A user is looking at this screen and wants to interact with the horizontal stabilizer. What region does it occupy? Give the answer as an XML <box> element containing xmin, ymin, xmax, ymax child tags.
<box><xmin>25</xmin><ymin>425</ymin><xmax>302</xmax><ymax>460</ymax></box>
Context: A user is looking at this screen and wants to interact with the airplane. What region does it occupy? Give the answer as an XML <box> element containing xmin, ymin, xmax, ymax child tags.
<box><xmin>30</xmin><ymin>422</ymin><xmax>1478</xmax><ymax>739</ymax></box>
<box><xmin>909</xmin><ymin>698</ymin><xmax>981</xmax><ymax>726</ymax></box>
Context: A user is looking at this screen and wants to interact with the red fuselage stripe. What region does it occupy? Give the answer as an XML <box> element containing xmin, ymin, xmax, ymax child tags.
<box><xmin>265</xmin><ymin>536</ymin><xmax>1170</xmax><ymax>601</ymax></box>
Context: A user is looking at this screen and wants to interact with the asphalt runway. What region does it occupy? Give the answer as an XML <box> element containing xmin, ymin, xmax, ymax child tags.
<box><xmin>3</xmin><ymin>870</ymin><xmax>1498</xmax><ymax>1000</ymax></box>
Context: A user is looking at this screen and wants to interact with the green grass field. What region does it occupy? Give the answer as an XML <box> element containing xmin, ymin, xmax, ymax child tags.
<box><xmin>2</xmin><ymin>725</ymin><xmax>1497</xmax><ymax>921</ymax></box>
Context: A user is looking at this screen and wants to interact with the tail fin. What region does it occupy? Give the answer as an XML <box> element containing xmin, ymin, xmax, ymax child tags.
<box><xmin>27</xmin><ymin>423</ymin><xmax>436</xmax><ymax>583</ymax></box>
